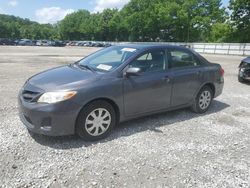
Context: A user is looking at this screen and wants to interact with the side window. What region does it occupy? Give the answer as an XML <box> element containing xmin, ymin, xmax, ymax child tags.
<box><xmin>168</xmin><ymin>49</ymin><xmax>200</xmax><ymax>68</ymax></box>
<box><xmin>137</xmin><ymin>53</ymin><xmax>152</xmax><ymax>61</ymax></box>
<box><xmin>130</xmin><ymin>50</ymin><xmax>166</xmax><ymax>73</ymax></box>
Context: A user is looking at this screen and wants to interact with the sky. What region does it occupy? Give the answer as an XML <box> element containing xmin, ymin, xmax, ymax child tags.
<box><xmin>0</xmin><ymin>0</ymin><xmax>229</xmax><ymax>24</ymax></box>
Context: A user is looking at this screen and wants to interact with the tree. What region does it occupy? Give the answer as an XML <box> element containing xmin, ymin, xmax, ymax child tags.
<box><xmin>0</xmin><ymin>14</ymin><xmax>56</xmax><ymax>40</ymax></box>
<box><xmin>0</xmin><ymin>0</ymin><xmax>245</xmax><ymax>43</ymax></box>
<box><xmin>208</xmin><ymin>23</ymin><xmax>232</xmax><ymax>42</ymax></box>
<box><xmin>59</xmin><ymin>10</ymin><xmax>92</xmax><ymax>40</ymax></box>
<box><xmin>118</xmin><ymin>0</ymin><xmax>226</xmax><ymax>42</ymax></box>
<box><xmin>229</xmin><ymin>0</ymin><xmax>250</xmax><ymax>42</ymax></box>
<box><xmin>121</xmin><ymin>0</ymin><xmax>161</xmax><ymax>41</ymax></box>
<box><xmin>109</xmin><ymin>11</ymin><xmax>129</xmax><ymax>41</ymax></box>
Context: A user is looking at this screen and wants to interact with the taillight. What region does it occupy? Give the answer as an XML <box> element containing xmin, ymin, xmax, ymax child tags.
<box><xmin>220</xmin><ymin>68</ymin><xmax>225</xmax><ymax>77</ymax></box>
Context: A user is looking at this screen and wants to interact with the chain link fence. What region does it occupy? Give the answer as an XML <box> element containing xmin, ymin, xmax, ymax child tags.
<box><xmin>108</xmin><ymin>42</ymin><xmax>250</xmax><ymax>56</ymax></box>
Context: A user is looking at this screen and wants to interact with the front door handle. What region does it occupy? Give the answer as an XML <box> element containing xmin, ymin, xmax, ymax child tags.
<box><xmin>196</xmin><ymin>71</ymin><xmax>201</xmax><ymax>75</ymax></box>
<box><xmin>162</xmin><ymin>76</ymin><xmax>171</xmax><ymax>83</ymax></box>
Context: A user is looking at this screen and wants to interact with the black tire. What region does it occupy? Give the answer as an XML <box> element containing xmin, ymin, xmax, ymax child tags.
<box><xmin>238</xmin><ymin>74</ymin><xmax>245</xmax><ymax>83</ymax></box>
<box><xmin>76</xmin><ymin>100</ymin><xmax>116</xmax><ymax>141</ymax></box>
<box><xmin>191</xmin><ymin>86</ymin><xmax>213</xmax><ymax>114</ymax></box>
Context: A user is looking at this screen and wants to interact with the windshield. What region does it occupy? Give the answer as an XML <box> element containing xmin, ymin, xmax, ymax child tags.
<box><xmin>78</xmin><ymin>46</ymin><xmax>138</xmax><ymax>72</ymax></box>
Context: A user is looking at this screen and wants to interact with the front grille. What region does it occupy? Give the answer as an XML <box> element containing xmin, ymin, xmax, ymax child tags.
<box><xmin>41</xmin><ymin>117</ymin><xmax>51</xmax><ymax>127</ymax></box>
<box><xmin>22</xmin><ymin>90</ymin><xmax>41</xmax><ymax>102</ymax></box>
<box><xmin>245</xmin><ymin>69</ymin><xmax>250</xmax><ymax>76</ymax></box>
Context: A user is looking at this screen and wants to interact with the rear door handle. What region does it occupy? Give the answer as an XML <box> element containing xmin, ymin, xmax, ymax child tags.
<box><xmin>196</xmin><ymin>71</ymin><xmax>201</xmax><ymax>75</ymax></box>
<box><xmin>162</xmin><ymin>76</ymin><xmax>171</xmax><ymax>83</ymax></box>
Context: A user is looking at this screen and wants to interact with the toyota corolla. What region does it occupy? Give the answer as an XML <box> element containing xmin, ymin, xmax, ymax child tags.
<box><xmin>18</xmin><ymin>45</ymin><xmax>224</xmax><ymax>141</ymax></box>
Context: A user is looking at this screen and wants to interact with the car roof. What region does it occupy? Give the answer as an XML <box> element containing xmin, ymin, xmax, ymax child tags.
<box><xmin>116</xmin><ymin>43</ymin><xmax>188</xmax><ymax>50</ymax></box>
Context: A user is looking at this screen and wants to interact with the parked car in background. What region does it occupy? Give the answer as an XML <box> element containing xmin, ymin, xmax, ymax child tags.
<box><xmin>90</xmin><ymin>42</ymin><xmax>97</xmax><ymax>47</ymax></box>
<box><xmin>36</xmin><ymin>40</ymin><xmax>54</xmax><ymax>46</ymax></box>
<box><xmin>75</xmin><ymin>41</ymin><xmax>84</xmax><ymax>46</ymax></box>
<box><xmin>19</xmin><ymin>44</ymin><xmax>224</xmax><ymax>141</ymax></box>
<box><xmin>104</xmin><ymin>42</ymin><xmax>112</xmax><ymax>47</ymax></box>
<box><xmin>84</xmin><ymin>42</ymin><xmax>92</xmax><ymax>47</ymax></box>
<box><xmin>0</xmin><ymin>38</ymin><xmax>16</xmax><ymax>45</ymax></box>
<box><xmin>67</xmin><ymin>41</ymin><xmax>78</xmax><ymax>46</ymax></box>
<box><xmin>18</xmin><ymin>39</ymin><xmax>35</xmax><ymax>46</ymax></box>
<box><xmin>53</xmin><ymin>41</ymin><xmax>66</xmax><ymax>47</ymax></box>
<box><xmin>238</xmin><ymin>57</ymin><xmax>250</xmax><ymax>82</ymax></box>
<box><xmin>14</xmin><ymin>39</ymin><xmax>20</xmax><ymax>44</ymax></box>
<box><xmin>0</xmin><ymin>39</ymin><xmax>112</xmax><ymax>47</ymax></box>
<box><xmin>94</xmin><ymin>42</ymin><xmax>105</xmax><ymax>47</ymax></box>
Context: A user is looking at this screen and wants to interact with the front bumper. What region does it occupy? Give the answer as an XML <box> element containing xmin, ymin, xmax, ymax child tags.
<box><xmin>18</xmin><ymin>93</ymin><xmax>82</xmax><ymax>136</ymax></box>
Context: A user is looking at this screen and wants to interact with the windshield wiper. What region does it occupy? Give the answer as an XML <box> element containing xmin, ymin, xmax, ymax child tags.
<box><xmin>77</xmin><ymin>63</ymin><xmax>95</xmax><ymax>73</ymax></box>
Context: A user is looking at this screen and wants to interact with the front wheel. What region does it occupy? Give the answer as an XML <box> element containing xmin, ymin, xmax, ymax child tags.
<box><xmin>76</xmin><ymin>100</ymin><xmax>116</xmax><ymax>141</ymax></box>
<box><xmin>191</xmin><ymin>86</ymin><xmax>213</xmax><ymax>114</ymax></box>
<box><xmin>238</xmin><ymin>74</ymin><xmax>245</xmax><ymax>83</ymax></box>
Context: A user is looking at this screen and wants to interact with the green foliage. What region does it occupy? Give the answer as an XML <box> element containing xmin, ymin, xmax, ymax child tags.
<box><xmin>0</xmin><ymin>14</ymin><xmax>56</xmax><ymax>40</ymax></box>
<box><xmin>0</xmin><ymin>0</ymin><xmax>249</xmax><ymax>42</ymax></box>
<box><xmin>59</xmin><ymin>10</ymin><xmax>91</xmax><ymax>40</ymax></box>
<box><xmin>58</xmin><ymin>0</ymin><xmax>227</xmax><ymax>42</ymax></box>
<box><xmin>229</xmin><ymin>0</ymin><xmax>250</xmax><ymax>42</ymax></box>
<box><xmin>208</xmin><ymin>23</ymin><xmax>232</xmax><ymax>42</ymax></box>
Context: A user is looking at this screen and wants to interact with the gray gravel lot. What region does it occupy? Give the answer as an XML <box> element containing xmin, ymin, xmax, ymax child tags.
<box><xmin>0</xmin><ymin>46</ymin><xmax>249</xmax><ymax>188</ymax></box>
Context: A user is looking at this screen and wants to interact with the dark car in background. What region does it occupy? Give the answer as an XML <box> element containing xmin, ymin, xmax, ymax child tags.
<box><xmin>18</xmin><ymin>44</ymin><xmax>224</xmax><ymax>141</ymax></box>
<box><xmin>0</xmin><ymin>38</ymin><xmax>16</xmax><ymax>45</ymax></box>
<box><xmin>92</xmin><ymin>42</ymin><xmax>105</xmax><ymax>47</ymax></box>
<box><xmin>18</xmin><ymin>39</ymin><xmax>35</xmax><ymax>46</ymax></box>
<box><xmin>238</xmin><ymin>57</ymin><xmax>250</xmax><ymax>82</ymax></box>
<box><xmin>53</xmin><ymin>40</ymin><xmax>66</xmax><ymax>47</ymax></box>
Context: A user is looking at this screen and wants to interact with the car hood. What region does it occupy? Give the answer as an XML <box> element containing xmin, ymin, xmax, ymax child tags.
<box><xmin>28</xmin><ymin>65</ymin><xmax>100</xmax><ymax>91</ymax></box>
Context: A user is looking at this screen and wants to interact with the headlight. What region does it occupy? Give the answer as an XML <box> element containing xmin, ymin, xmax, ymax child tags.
<box><xmin>38</xmin><ymin>91</ymin><xmax>77</xmax><ymax>104</ymax></box>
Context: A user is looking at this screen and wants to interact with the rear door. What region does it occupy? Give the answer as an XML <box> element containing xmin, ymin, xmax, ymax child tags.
<box><xmin>167</xmin><ymin>48</ymin><xmax>204</xmax><ymax>107</ymax></box>
<box><xmin>123</xmin><ymin>49</ymin><xmax>172</xmax><ymax>116</ymax></box>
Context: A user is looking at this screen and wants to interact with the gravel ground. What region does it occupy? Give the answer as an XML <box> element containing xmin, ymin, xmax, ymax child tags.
<box><xmin>0</xmin><ymin>46</ymin><xmax>249</xmax><ymax>188</ymax></box>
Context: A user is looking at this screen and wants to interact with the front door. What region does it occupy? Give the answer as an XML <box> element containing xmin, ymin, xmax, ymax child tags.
<box><xmin>123</xmin><ymin>49</ymin><xmax>172</xmax><ymax>116</ymax></box>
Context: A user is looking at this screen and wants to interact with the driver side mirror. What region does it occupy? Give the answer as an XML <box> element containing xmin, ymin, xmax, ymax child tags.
<box><xmin>124</xmin><ymin>67</ymin><xmax>141</xmax><ymax>77</ymax></box>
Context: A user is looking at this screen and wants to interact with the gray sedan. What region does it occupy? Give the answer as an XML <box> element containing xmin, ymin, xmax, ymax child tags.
<box><xmin>18</xmin><ymin>44</ymin><xmax>224</xmax><ymax>141</ymax></box>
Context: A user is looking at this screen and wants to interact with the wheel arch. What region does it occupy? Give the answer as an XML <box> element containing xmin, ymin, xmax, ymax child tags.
<box><xmin>203</xmin><ymin>83</ymin><xmax>215</xmax><ymax>98</ymax></box>
<box><xmin>75</xmin><ymin>97</ymin><xmax>120</xmax><ymax>132</ymax></box>
<box><xmin>195</xmin><ymin>82</ymin><xmax>216</xmax><ymax>99</ymax></box>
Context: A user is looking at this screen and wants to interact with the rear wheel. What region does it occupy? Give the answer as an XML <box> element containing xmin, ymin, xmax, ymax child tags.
<box><xmin>76</xmin><ymin>100</ymin><xmax>116</xmax><ymax>141</ymax></box>
<box><xmin>191</xmin><ymin>86</ymin><xmax>213</xmax><ymax>113</ymax></box>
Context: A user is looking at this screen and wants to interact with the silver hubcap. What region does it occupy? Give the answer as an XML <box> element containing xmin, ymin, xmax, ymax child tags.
<box><xmin>85</xmin><ymin>108</ymin><xmax>111</xmax><ymax>136</ymax></box>
<box><xmin>199</xmin><ymin>90</ymin><xmax>211</xmax><ymax>110</ymax></box>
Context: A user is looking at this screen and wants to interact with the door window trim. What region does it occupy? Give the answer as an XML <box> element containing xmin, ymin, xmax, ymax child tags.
<box><xmin>124</xmin><ymin>48</ymin><xmax>169</xmax><ymax>75</ymax></box>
